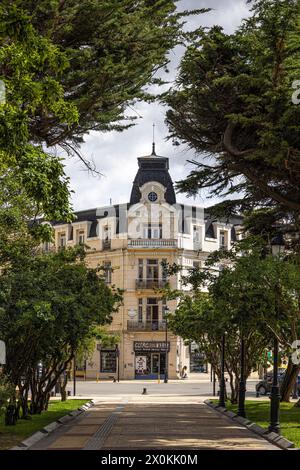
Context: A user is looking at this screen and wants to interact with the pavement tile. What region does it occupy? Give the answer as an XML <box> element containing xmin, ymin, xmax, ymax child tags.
<box><xmin>30</xmin><ymin>398</ymin><xmax>279</xmax><ymax>451</ymax></box>
<box><xmin>64</xmin><ymin>425</ymin><xmax>100</xmax><ymax>435</ymax></box>
<box><xmin>77</xmin><ymin>417</ymin><xmax>109</xmax><ymax>425</ymax></box>
<box><xmin>48</xmin><ymin>436</ymin><xmax>90</xmax><ymax>449</ymax></box>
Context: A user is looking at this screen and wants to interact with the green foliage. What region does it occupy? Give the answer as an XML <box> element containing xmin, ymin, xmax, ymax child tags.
<box><xmin>0</xmin><ymin>3</ymin><xmax>77</xmax><ymax>221</ymax></box>
<box><xmin>165</xmin><ymin>0</ymin><xmax>300</xmax><ymax>241</ymax></box>
<box><xmin>166</xmin><ymin>242</ymin><xmax>300</xmax><ymax>402</ymax></box>
<box><xmin>0</xmin><ymin>245</ymin><xmax>122</xmax><ymax>417</ymax></box>
<box><xmin>225</xmin><ymin>400</ymin><xmax>300</xmax><ymax>448</ymax></box>
<box><xmin>0</xmin><ymin>399</ymin><xmax>87</xmax><ymax>449</ymax></box>
<box><xmin>7</xmin><ymin>1</ymin><xmax>205</xmax><ymax>148</ymax></box>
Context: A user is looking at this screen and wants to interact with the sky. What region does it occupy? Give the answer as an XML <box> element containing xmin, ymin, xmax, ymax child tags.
<box><xmin>63</xmin><ymin>0</ymin><xmax>251</xmax><ymax>212</ymax></box>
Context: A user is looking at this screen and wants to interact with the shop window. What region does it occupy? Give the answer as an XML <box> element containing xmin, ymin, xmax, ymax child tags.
<box><xmin>100</xmin><ymin>350</ymin><xmax>116</xmax><ymax>373</ymax></box>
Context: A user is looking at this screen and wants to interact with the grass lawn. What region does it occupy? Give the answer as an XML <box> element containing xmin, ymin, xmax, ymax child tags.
<box><xmin>218</xmin><ymin>400</ymin><xmax>300</xmax><ymax>448</ymax></box>
<box><xmin>0</xmin><ymin>399</ymin><xmax>88</xmax><ymax>450</ymax></box>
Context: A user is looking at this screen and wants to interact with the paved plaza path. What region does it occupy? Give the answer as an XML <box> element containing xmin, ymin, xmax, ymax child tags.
<box><xmin>31</xmin><ymin>395</ymin><xmax>278</xmax><ymax>450</ymax></box>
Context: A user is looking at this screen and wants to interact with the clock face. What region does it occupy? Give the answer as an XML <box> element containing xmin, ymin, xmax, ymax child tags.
<box><xmin>148</xmin><ymin>191</ymin><xmax>158</xmax><ymax>202</ymax></box>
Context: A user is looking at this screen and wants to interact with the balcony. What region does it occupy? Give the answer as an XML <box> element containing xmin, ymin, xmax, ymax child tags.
<box><xmin>136</xmin><ymin>279</ymin><xmax>167</xmax><ymax>290</ymax></box>
<box><xmin>127</xmin><ymin>320</ymin><xmax>166</xmax><ymax>331</ymax></box>
<box><xmin>128</xmin><ymin>239</ymin><xmax>177</xmax><ymax>249</ymax></box>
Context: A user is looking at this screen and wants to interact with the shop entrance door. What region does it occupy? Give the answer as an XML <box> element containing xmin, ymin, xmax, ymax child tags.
<box><xmin>151</xmin><ymin>353</ymin><xmax>166</xmax><ymax>379</ymax></box>
<box><xmin>135</xmin><ymin>351</ymin><xmax>167</xmax><ymax>379</ymax></box>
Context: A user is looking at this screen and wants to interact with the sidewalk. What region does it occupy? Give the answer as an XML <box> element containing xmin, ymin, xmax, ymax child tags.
<box><xmin>31</xmin><ymin>396</ymin><xmax>278</xmax><ymax>450</ymax></box>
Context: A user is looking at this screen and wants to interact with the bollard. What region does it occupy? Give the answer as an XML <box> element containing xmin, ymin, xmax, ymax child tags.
<box><xmin>142</xmin><ymin>387</ymin><xmax>147</xmax><ymax>395</ymax></box>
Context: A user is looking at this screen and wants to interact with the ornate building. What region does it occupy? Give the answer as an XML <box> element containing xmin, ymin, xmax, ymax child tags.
<box><xmin>48</xmin><ymin>145</ymin><xmax>243</xmax><ymax>380</ymax></box>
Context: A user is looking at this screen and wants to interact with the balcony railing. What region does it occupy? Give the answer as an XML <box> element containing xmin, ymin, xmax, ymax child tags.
<box><xmin>136</xmin><ymin>279</ymin><xmax>167</xmax><ymax>290</ymax></box>
<box><xmin>127</xmin><ymin>320</ymin><xmax>166</xmax><ymax>331</ymax></box>
<box><xmin>128</xmin><ymin>239</ymin><xmax>177</xmax><ymax>248</ymax></box>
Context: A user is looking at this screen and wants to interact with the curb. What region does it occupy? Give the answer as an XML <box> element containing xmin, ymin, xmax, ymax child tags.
<box><xmin>204</xmin><ymin>399</ymin><xmax>295</xmax><ymax>450</ymax></box>
<box><xmin>10</xmin><ymin>399</ymin><xmax>95</xmax><ymax>450</ymax></box>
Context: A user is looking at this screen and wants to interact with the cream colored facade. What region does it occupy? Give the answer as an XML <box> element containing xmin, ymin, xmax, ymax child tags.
<box><xmin>47</xmin><ymin>148</ymin><xmax>243</xmax><ymax>380</ymax></box>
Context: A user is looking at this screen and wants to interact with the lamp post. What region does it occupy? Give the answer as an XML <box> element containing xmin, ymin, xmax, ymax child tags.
<box><xmin>219</xmin><ymin>333</ymin><xmax>226</xmax><ymax>407</ymax></box>
<box><xmin>268</xmin><ymin>233</ymin><xmax>285</xmax><ymax>434</ymax></box>
<box><xmin>237</xmin><ymin>333</ymin><xmax>246</xmax><ymax>417</ymax></box>
<box><xmin>163</xmin><ymin>306</ymin><xmax>169</xmax><ymax>383</ymax></box>
<box><xmin>73</xmin><ymin>353</ymin><xmax>76</xmax><ymax>397</ymax></box>
<box><xmin>115</xmin><ymin>345</ymin><xmax>120</xmax><ymax>383</ymax></box>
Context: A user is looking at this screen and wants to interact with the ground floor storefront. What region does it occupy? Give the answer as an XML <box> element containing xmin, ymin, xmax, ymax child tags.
<box><xmin>84</xmin><ymin>333</ymin><xmax>190</xmax><ymax>380</ymax></box>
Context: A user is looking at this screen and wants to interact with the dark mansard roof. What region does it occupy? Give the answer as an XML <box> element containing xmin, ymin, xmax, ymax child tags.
<box><xmin>129</xmin><ymin>154</ymin><xmax>176</xmax><ymax>205</ymax></box>
<box><xmin>50</xmin><ymin>150</ymin><xmax>243</xmax><ymax>239</ymax></box>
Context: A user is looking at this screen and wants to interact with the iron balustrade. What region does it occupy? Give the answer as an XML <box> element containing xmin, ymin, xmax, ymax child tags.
<box><xmin>128</xmin><ymin>239</ymin><xmax>177</xmax><ymax>248</ymax></box>
<box><xmin>136</xmin><ymin>279</ymin><xmax>168</xmax><ymax>289</ymax></box>
<box><xmin>127</xmin><ymin>320</ymin><xmax>166</xmax><ymax>331</ymax></box>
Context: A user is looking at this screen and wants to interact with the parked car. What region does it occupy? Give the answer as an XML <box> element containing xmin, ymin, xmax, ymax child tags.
<box><xmin>256</xmin><ymin>369</ymin><xmax>300</xmax><ymax>396</ymax></box>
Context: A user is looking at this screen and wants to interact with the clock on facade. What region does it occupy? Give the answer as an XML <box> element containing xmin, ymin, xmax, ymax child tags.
<box><xmin>148</xmin><ymin>191</ymin><xmax>158</xmax><ymax>202</ymax></box>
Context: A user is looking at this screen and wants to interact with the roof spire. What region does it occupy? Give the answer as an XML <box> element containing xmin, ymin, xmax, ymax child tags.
<box><xmin>151</xmin><ymin>123</ymin><xmax>156</xmax><ymax>156</ymax></box>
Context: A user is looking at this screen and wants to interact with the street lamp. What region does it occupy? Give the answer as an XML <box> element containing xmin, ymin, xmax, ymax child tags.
<box><xmin>73</xmin><ymin>353</ymin><xmax>76</xmax><ymax>397</ymax></box>
<box><xmin>163</xmin><ymin>305</ymin><xmax>170</xmax><ymax>383</ymax></box>
<box><xmin>115</xmin><ymin>344</ymin><xmax>120</xmax><ymax>383</ymax></box>
<box><xmin>238</xmin><ymin>292</ymin><xmax>247</xmax><ymax>418</ymax></box>
<box><xmin>218</xmin><ymin>333</ymin><xmax>226</xmax><ymax>407</ymax></box>
<box><xmin>237</xmin><ymin>332</ymin><xmax>246</xmax><ymax>417</ymax></box>
<box><xmin>268</xmin><ymin>233</ymin><xmax>285</xmax><ymax>434</ymax></box>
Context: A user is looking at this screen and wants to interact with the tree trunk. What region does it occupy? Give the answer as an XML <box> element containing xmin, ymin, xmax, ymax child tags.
<box><xmin>5</xmin><ymin>396</ymin><xmax>18</xmax><ymax>426</ymax></box>
<box><xmin>227</xmin><ymin>370</ymin><xmax>238</xmax><ymax>404</ymax></box>
<box><xmin>19</xmin><ymin>381</ymin><xmax>31</xmax><ymax>419</ymax></box>
<box><xmin>59</xmin><ymin>374</ymin><xmax>68</xmax><ymax>401</ymax></box>
<box><xmin>280</xmin><ymin>360</ymin><xmax>299</xmax><ymax>402</ymax></box>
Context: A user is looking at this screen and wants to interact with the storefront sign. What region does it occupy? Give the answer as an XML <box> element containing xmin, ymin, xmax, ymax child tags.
<box><xmin>134</xmin><ymin>341</ymin><xmax>170</xmax><ymax>352</ymax></box>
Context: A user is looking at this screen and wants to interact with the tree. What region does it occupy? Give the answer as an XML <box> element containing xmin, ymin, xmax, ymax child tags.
<box><xmin>165</xmin><ymin>241</ymin><xmax>300</xmax><ymax>402</ymax></box>
<box><xmin>166</xmin><ymin>260</ymin><xmax>272</xmax><ymax>403</ymax></box>
<box><xmin>165</xmin><ymin>0</ymin><xmax>300</xmax><ymax>243</ymax></box>
<box><xmin>0</xmin><ymin>246</ymin><xmax>122</xmax><ymax>422</ymax></box>
<box><xmin>4</xmin><ymin>1</ymin><xmax>207</xmax><ymax>163</ymax></box>
<box><xmin>0</xmin><ymin>3</ymin><xmax>78</xmax><ymax>222</ymax></box>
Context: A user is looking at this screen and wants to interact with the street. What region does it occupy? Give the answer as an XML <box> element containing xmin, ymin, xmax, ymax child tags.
<box><xmin>64</xmin><ymin>374</ymin><xmax>259</xmax><ymax>400</ymax></box>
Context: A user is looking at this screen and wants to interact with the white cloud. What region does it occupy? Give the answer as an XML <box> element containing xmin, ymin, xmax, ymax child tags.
<box><xmin>63</xmin><ymin>0</ymin><xmax>250</xmax><ymax>212</ymax></box>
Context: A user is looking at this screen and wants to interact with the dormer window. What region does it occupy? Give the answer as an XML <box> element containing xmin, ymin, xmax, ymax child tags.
<box><xmin>219</xmin><ymin>230</ymin><xmax>227</xmax><ymax>250</ymax></box>
<box><xmin>193</xmin><ymin>225</ymin><xmax>202</xmax><ymax>250</ymax></box>
<box><xmin>103</xmin><ymin>226</ymin><xmax>111</xmax><ymax>249</ymax></box>
<box><xmin>77</xmin><ymin>230</ymin><xmax>85</xmax><ymax>245</ymax></box>
<box><xmin>59</xmin><ymin>232</ymin><xmax>66</xmax><ymax>248</ymax></box>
